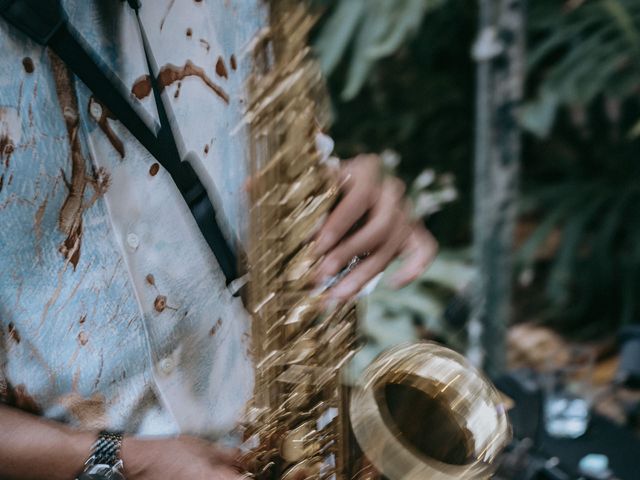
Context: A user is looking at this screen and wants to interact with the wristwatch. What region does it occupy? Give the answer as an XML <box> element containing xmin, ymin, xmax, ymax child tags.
<box><xmin>76</xmin><ymin>431</ymin><xmax>126</xmax><ymax>480</ymax></box>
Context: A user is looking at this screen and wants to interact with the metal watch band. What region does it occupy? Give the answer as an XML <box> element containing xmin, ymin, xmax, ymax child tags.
<box><xmin>76</xmin><ymin>430</ymin><xmax>125</xmax><ymax>480</ymax></box>
<box><xmin>91</xmin><ymin>431</ymin><xmax>123</xmax><ymax>467</ymax></box>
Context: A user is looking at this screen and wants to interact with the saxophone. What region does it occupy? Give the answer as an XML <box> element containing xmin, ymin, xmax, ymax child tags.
<box><xmin>242</xmin><ymin>2</ymin><xmax>511</xmax><ymax>479</ymax></box>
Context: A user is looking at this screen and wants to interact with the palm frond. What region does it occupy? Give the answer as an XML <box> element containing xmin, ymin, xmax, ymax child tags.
<box><xmin>523</xmin><ymin>0</ymin><xmax>640</xmax><ymax>137</ymax></box>
<box><xmin>315</xmin><ymin>0</ymin><xmax>447</xmax><ymax>100</ymax></box>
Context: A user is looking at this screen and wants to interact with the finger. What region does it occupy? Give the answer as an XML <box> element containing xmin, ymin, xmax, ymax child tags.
<box><xmin>314</xmin><ymin>156</ymin><xmax>381</xmax><ymax>255</ymax></box>
<box><xmin>314</xmin><ymin>177</ymin><xmax>374</xmax><ymax>256</ymax></box>
<box><xmin>387</xmin><ymin>225</ymin><xmax>438</xmax><ymax>288</ymax></box>
<box><xmin>211</xmin><ymin>466</ymin><xmax>247</xmax><ymax>480</ymax></box>
<box><xmin>316</xmin><ymin>182</ymin><xmax>404</xmax><ymax>280</ymax></box>
<box><xmin>207</xmin><ymin>445</ymin><xmax>246</xmax><ymax>470</ymax></box>
<box><xmin>329</xmin><ymin>225</ymin><xmax>410</xmax><ymax>301</ymax></box>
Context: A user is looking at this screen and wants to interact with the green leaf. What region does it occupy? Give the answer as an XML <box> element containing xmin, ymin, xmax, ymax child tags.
<box><xmin>547</xmin><ymin>195</ymin><xmax>609</xmax><ymax>305</ymax></box>
<box><xmin>517</xmin><ymin>187</ymin><xmax>595</xmax><ymax>267</ymax></box>
<box><xmin>314</xmin><ymin>0</ymin><xmax>366</xmax><ymax>76</ymax></box>
<box><xmin>627</xmin><ymin>117</ymin><xmax>640</xmax><ymax>138</ymax></box>
<box><xmin>340</xmin><ymin>6</ymin><xmax>386</xmax><ymax>100</ymax></box>
<box><xmin>527</xmin><ymin>15</ymin><xmax>604</xmax><ymax>71</ymax></box>
<box><xmin>602</xmin><ymin>0</ymin><xmax>640</xmax><ymax>54</ymax></box>
<box><xmin>526</xmin><ymin>0</ymin><xmax>640</xmax><ymax>126</ymax></box>
<box><xmin>366</xmin><ymin>0</ymin><xmax>428</xmax><ymax>59</ymax></box>
<box><xmin>519</xmin><ymin>88</ymin><xmax>560</xmax><ymax>138</ymax></box>
<box><xmin>316</xmin><ymin>0</ymin><xmax>448</xmax><ymax>99</ymax></box>
<box><xmin>592</xmin><ymin>189</ymin><xmax>634</xmax><ymax>286</ymax></box>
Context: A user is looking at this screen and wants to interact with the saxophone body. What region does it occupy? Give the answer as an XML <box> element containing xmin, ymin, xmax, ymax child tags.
<box><xmin>242</xmin><ymin>2</ymin><xmax>511</xmax><ymax>479</ymax></box>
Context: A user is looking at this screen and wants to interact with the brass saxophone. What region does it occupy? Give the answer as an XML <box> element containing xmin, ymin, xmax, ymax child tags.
<box><xmin>242</xmin><ymin>2</ymin><xmax>511</xmax><ymax>479</ymax></box>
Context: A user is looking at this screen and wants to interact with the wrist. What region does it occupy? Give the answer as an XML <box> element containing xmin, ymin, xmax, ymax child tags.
<box><xmin>119</xmin><ymin>436</ymin><xmax>146</xmax><ymax>480</ymax></box>
<box><xmin>59</xmin><ymin>428</ymin><xmax>96</xmax><ymax>480</ymax></box>
<box><xmin>0</xmin><ymin>405</ymin><xmax>97</xmax><ymax>480</ymax></box>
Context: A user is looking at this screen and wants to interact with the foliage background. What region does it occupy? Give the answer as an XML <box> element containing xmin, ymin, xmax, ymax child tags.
<box><xmin>313</xmin><ymin>0</ymin><xmax>640</xmax><ymax>341</ymax></box>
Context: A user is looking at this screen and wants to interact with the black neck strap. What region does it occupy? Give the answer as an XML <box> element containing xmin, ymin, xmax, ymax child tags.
<box><xmin>0</xmin><ymin>0</ymin><xmax>239</xmax><ymax>285</ymax></box>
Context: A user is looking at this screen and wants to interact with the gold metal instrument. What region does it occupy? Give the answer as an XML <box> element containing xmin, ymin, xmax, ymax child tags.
<box><xmin>242</xmin><ymin>1</ymin><xmax>511</xmax><ymax>478</ymax></box>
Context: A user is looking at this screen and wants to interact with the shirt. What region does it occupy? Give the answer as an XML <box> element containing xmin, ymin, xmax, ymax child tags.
<box><xmin>0</xmin><ymin>0</ymin><xmax>266</xmax><ymax>439</ymax></box>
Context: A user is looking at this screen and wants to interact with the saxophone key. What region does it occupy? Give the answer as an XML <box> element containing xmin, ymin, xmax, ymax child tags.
<box><xmin>279</xmin><ymin>420</ymin><xmax>320</xmax><ymax>463</ymax></box>
<box><xmin>281</xmin><ymin>457</ymin><xmax>323</xmax><ymax>480</ymax></box>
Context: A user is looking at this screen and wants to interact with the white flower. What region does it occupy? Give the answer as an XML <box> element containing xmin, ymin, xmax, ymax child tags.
<box><xmin>413</xmin><ymin>169</ymin><xmax>435</xmax><ymax>190</ymax></box>
<box><xmin>414</xmin><ymin>192</ymin><xmax>441</xmax><ymax>217</ymax></box>
<box><xmin>438</xmin><ymin>186</ymin><xmax>458</xmax><ymax>203</ymax></box>
<box><xmin>380</xmin><ymin>149</ymin><xmax>401</xmax><ymax>170</ymax></box>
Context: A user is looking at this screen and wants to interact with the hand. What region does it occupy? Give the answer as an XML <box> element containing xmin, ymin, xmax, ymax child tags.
<box><xmin>314</xmin><ymin>154</ymin><xmax>438</xmax><ymax>301</ymax></box>
<box><xmin>121</xmin><ymin>435</ymin><xmax>245</xmax><ymax>480</ymax></box>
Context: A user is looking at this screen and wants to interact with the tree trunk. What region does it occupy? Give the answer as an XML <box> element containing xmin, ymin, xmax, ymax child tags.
<box><xmin>469</xmin><ymin>0</ymin><xmax>526</xmax><ymax>377</ymax></box>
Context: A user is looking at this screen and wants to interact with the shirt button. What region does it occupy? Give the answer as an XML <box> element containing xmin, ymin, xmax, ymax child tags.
<box><xmin>126</xmin><ymin>233</ymin><xmax>140</xmax><ymax>251</ymax></box>
<box><xmin>159</xmin><ymin>358</ymin><xmax>174</xmax><ymax>375</ymax></box>
<box><xmin>89</xmin><ymin>99</ymin><xmax>103</xmax><ymax>121</ymax></box>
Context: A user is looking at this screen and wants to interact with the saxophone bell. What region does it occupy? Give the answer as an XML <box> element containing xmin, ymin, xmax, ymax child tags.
<box><xmin>350</xmin><ymin>343</ymin><xmax>511</xmax><ymax>480</ymax></box>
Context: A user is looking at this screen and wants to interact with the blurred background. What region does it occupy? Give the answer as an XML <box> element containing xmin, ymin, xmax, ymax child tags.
<box><xmin>311</xmin><ymin>1</ymin><xmax>640</xmax><ymax>478</ymax></box>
